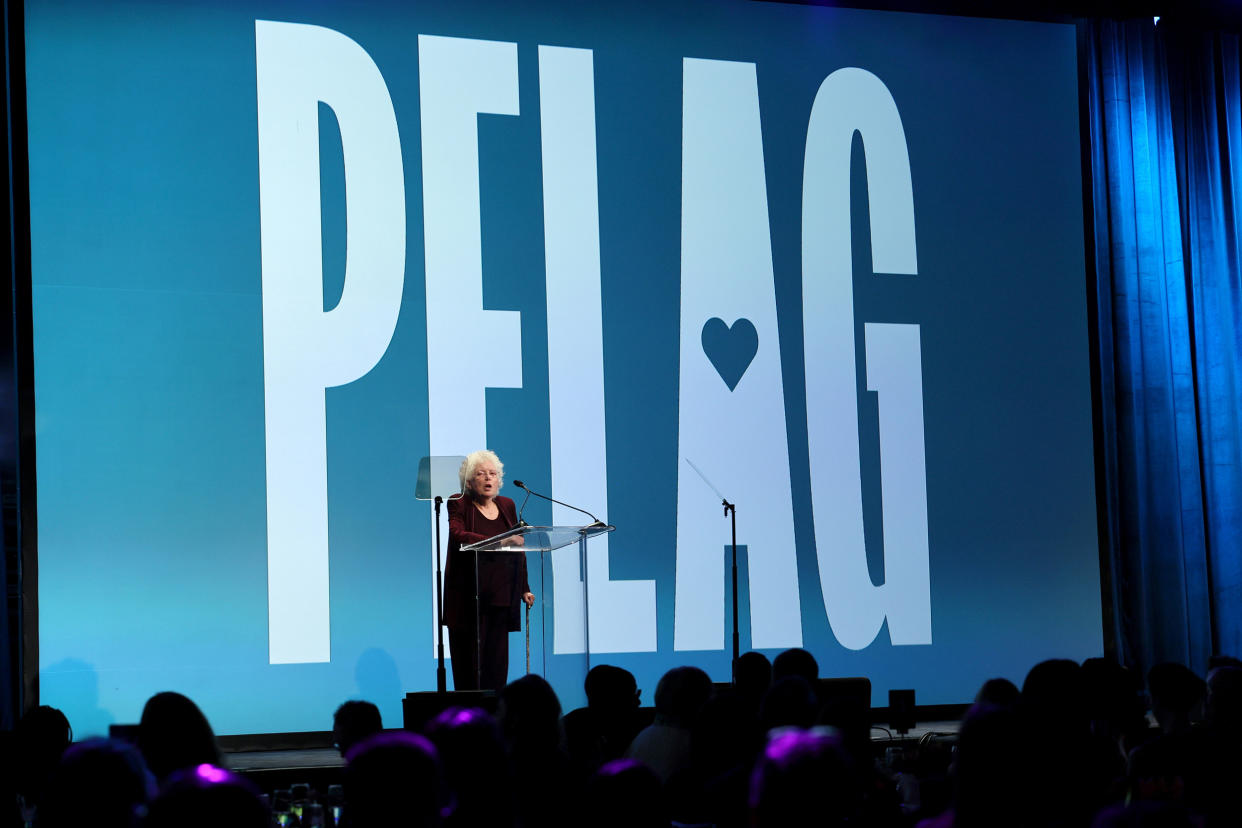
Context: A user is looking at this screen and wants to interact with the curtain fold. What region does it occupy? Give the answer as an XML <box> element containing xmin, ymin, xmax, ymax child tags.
<box><xmin>1167</xmin><ymin>26</ymin><xmax>1242</xmax><ymax>661</ymax></box>
<box><xmin>1088</xmin><ymin>18</ymin><xmax>1242</xmax><ymax>676</ymax></box>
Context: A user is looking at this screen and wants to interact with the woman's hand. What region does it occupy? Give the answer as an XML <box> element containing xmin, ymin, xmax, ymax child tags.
<box><xmin>523</xmin><ymin>592</ymin><xmax>535</xmax><ymax>608</ymax></box>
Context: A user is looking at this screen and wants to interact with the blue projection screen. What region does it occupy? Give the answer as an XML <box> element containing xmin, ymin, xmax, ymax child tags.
<box><xmin>26</xmin><ymin>0</ymin><xmax>1102</xmax><ymax>735</ymax></box>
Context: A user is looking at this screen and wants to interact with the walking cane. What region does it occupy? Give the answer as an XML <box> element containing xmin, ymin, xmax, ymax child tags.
<box><xmin>525</xmin><ymin>602</ymin><xmax>531</xmax><ymax>674</ymax></box>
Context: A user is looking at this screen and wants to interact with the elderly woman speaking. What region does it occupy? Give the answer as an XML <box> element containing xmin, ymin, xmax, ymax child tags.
<box><xmin>443</xmin><ymin>450</ymin><xmax>536</xmax><ymax>690</ymax></box>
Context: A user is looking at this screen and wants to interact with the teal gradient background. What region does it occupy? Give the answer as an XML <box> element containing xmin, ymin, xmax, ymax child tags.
<box><xmin>27</xmin><ymin>0</ymin><xmax>1101</xmax><ymax>734</ymax></box>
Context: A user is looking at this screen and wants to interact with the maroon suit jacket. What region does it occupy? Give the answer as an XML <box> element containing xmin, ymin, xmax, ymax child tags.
<box><xmin>443</xmin><ymin>494</ymin><xmax>529</xmax><ymax>631</ymax></box>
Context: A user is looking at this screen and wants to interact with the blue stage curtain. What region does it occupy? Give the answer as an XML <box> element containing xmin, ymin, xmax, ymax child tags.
<box><xmin>1166</xmin><ymin>26</ymin><xmax>1242</xmax><ymax>662</ymax></box>
<box><xmin>1088</xmin><ymin>18</ymin><xmax>1242</xmax><ymax>676</ymax></box>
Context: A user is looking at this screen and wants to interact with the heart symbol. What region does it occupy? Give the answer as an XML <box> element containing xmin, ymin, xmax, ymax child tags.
<box><xmin>701</xmin><ymin>317</ymin><xmax>758</xmax><ymax>392</ymax></box>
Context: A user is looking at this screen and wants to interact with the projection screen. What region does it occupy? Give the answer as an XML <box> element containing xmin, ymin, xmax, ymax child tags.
<box><xmin>25</xmin><ymin>0</ymin><xmax>1102</xmax><ymax>734</ymax></box>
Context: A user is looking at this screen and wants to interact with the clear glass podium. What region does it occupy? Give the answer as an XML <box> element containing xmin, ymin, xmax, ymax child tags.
<box><xmin>461</xmin><ymin>523</ymin><xmax>613</xmax><ymax>693</ymax></box>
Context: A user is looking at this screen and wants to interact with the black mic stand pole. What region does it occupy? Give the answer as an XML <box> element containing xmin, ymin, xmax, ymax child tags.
<box><xmin>724</xmin><ymin>498</ymin><xmax>739</xmax><ymax>684</ymax></box>
<box><xmin>434</xmin><ymin>495</ymin><xmax>447</xmax><ymax>694</ymax></box>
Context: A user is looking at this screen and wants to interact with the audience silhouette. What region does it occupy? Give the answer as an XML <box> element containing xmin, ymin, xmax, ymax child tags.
<box><xmin>588</xmin><ymin>759</ymin><xmax>669</xmax><ymax>828</ymax></box>
<box><xmin>136</xmin><ymin>692</ymin><xmax>221</xmax><ymax>783</ymax></box>
<box><xmin>772</xmin><ymin>647</ymin><xmax>819</xmax><ymax>684</ymax></box>
<box><xmin>734</xmin><ymin>651</ymin><xmax>773</xmax><ymax>720</ymax></box>
<box><xmin>563</xmin><ymin>665</ymin><xmax>643</xmax><ymax>772</ymax></box>
<box><xmin>12</xmin><ymin>650</ymin><xmax>1242</xmax><ymax>828</ymax></box>
<box><xmin>333</xmin><ymin>700</ymin><xmax>383</xmax><ymax>756</ymax></box>
<box><xmin>759</xmin><ymin>675</ymin><xmax>819</xmax><ymax>732</ymax></box>
<box><xmin>749</xmin><ymin>728</ymin><xmax>858</xmax><ymax>827</ymax></box>
<box><xmin>34</xmin><ymin>738</ymin><xmax>153</xmax><ymax>828</ymax></box>
<box><xmin>344</xmin><ymin>731</ymin><xmax>446</xmax><ymax>828</ymax></box>
<box><xmin>917</xmin><ymin>702</ymin><xmax>1029</xmax><ymax>828</ymax></box>
<box><xmin>424</xmin><ymin>706</ymin><xmax>515</xmax><ymax>828</ymax></box>
<box><xmin>144</xmin><ymin>764</ymin><xmax>267</xmax><ymax>828</ymax></box>
<box><xmin>973</xmin><ymin>677</ymin><xmax>1020</xmax><ymax>706</ymax></box>
<box><xmin>498</xmin><ymin>674</ymin><xmax>582</xmax><ymax>828</ymax></box>
<box><xmin>625</xmin><ymin>665</ymin><xmax>713</xmax><ymax>783</ymax></box>
<box><xmin>12</xmin><ymin>706</ymin><xmax>72</xmax><ymax>825</ymax></box>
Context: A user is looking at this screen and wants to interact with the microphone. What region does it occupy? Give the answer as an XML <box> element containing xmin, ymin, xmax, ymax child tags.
<box><xmin>512</xmin><ymin>480</ymin><xmax>610</xmax><ymax>529</ymax></box>
<box><xmin>516</xmin><ymin>486</ymin><xmax>532</xmax><ymax>527</ymax></box>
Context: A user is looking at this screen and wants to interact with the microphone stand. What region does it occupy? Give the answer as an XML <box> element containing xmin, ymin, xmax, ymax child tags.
<box><xmin>516</xmin><ymin>487</ymin><xmax>533</xmax><ymax>527</ymax></box>
<box><xmin>682</xmin><ymin>457</ymin><xmax>740</xmax><ymax>685</ymax></box>
<box><xmin>724</xmin><ymin>498</ymin><xmax>739</xmax><ymax>684</ymax></box>
<box><xmin>415</xmin><ymin>455</ymin><xmax>466</xmax><ymax>695</ymax></box>
<box><xmin>434</xmin><ymin>495</ymin><xmax>447</xmax><ymax>693</ymax></box>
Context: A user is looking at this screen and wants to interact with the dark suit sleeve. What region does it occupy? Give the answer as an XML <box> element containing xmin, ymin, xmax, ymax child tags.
<box><xmin>447</xmin><ymin>496</ymin><xmax>489</xmax><ymax>547</ymax></box>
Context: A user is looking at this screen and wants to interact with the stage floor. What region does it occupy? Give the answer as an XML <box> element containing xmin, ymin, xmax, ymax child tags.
<box><xmin>228</xmin><ymin>748</ymin><xmax>344</xmax><ymax>772</ymax></box>
<box><xmin>224</xmin><ymin>719</ymin><xmax>961</xmax><ymax>778</ymax></box>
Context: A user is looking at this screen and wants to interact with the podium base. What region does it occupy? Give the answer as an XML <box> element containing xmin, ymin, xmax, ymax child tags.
<box><xmin>401</xmin><ymin>690</ymin><xmax>498</xmax><ymax>732</ymax></box>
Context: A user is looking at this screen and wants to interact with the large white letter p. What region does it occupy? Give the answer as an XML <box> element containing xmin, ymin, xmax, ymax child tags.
<box><xmin>256</xmin><ymin>21</ymin><xmax>405</xmax><ymax>664</ymax></box>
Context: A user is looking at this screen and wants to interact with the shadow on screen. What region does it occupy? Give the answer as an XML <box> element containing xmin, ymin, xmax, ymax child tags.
<box><xmin>40</xmin><ymin>658</ymin><xmax>114</xmax><ymax>740</ymax></box>
<box><xmin>354</xmin><ymin>648</ymin><xmax>402</xmax><ymax>715</ymax></box>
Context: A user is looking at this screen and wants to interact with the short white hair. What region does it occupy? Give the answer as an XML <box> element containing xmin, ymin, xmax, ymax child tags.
<box><xmin>459</xmin><ymin>450</ymin><xmax>504</xmax><ymax>493</ymax></box>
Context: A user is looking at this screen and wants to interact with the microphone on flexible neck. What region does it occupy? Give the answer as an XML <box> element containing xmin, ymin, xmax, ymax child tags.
<box><xmin>515</xmin><ymin>484</ymin><xmax>532</xmax><ymax>527</ymax></box>
<box><xmin>512</xmin><ymin>480</ymin><xmax>609</xmax><ymax>528</ymax></box>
